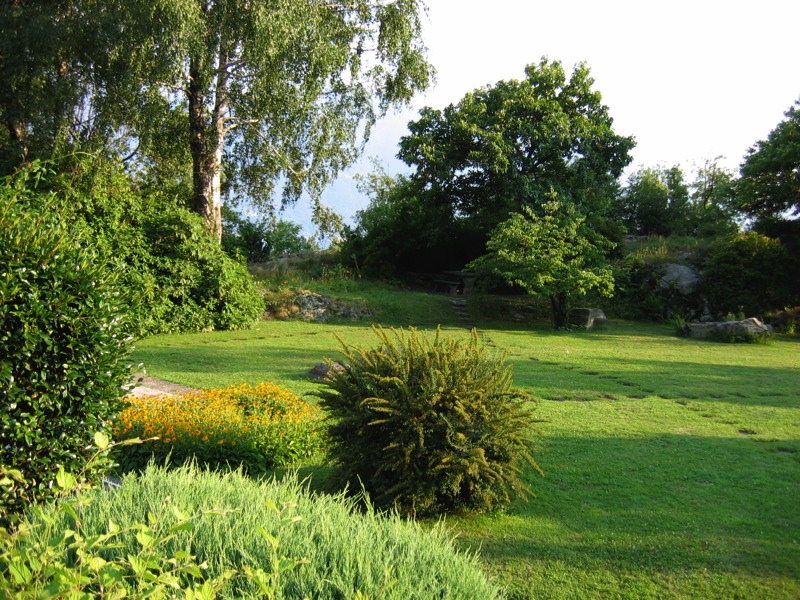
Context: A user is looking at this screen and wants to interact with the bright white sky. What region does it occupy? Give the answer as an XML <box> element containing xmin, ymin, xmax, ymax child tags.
<box><xmin>284</xmin><ymin>0</ymin><xmax>800</xmax><ymax>237</ymax></box>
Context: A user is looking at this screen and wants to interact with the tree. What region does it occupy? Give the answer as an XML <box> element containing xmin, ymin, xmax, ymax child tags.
<box><xmin>468</xmin><ymin>196</ymin><xmax>615</xmax><ymax>328</ymax></box>
<box><xmin>738</xmin><ymin>98</ymin><xmax>800</xmax><ymax>220</ymax></box>
<box><xmin>689</xmin><ymin>157</ymin><xmax>739</xmax><ymax>236</ymax></box>
<box><xmin>222</xmin><ymin>206</ymin><xmax>316</xmax><ymax>263</ymax></box>
<box><xmin>615</xmin><ymin>165</ymin><xmax>691</xmax><ymax>236</ymax></box>
<box><xmin>0</xmin><ymin>1</ymin><xmax>433</xmax><ymax>240</ymax></box>
<box><xmin>397</xmin><ymin>58</ymin><xmax>634</xmax><ymax>238</ymax></box>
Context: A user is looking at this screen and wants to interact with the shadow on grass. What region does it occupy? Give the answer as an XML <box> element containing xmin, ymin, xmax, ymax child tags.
<box><xmin>453</xmin><ymin>432</ymin><xmax>800</xmax><ymax>594</ymax></box>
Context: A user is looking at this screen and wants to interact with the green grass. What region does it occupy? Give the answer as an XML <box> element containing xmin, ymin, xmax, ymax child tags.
<box><xmin>130</xmin><ymin>294</ymin><xmax>800</xmax><ymax>599</ymax></box>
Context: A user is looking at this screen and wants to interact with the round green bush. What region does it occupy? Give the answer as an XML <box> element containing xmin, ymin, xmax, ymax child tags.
<box><xmin>699</xmin><ymin>232</ymin><xmax>793</xmax><ymax>317</ymax></box>
<box><xmin>0</xmin><ymin>170</ymin><xmax>132</xmax><ymax>521</ymax></box>
<box><xmin>316</xmin><ymin>326</ymin><xmax>543</xmax><ymax>516</ymax></box>
<box><xmin>11</xmin><ymin>464</ymin><xmax>503</xmax><ymax>599</ymax></box>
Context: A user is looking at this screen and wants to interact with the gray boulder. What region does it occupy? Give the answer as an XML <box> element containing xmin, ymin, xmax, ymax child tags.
<box><xmin>659</xmin><ymin>263</ymin><xmax>699</xmax><ymax>294</ymax></box>
<box><xmin>688</xmin><ymin>318</ymin><xmax>773</xmax><ymax>342</ymax></box>
<box><xmin>568</xmin><ymin>308</ymin><xmax>608</xmax><ymax>329</ymax></box>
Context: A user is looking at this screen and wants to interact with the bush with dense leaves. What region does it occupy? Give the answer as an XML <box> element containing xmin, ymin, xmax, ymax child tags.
<box><xmin>16</xmin><ymin>157</ymin><xmax>265</xmax><ymax>336</ymax></box>
<box><xmin>0</xmin><ymin>169</ymin><xmax>132</xmax><ymax>522</ymax></box>
<box><xmin>698</xmin><ymin>232</ymin><xmax>794</xmax><ymax>317</ymax></box>
<box><xmin>316</xmin><ymin>326</ymin><xmax>542</xmax><ymax>516</ymax></box>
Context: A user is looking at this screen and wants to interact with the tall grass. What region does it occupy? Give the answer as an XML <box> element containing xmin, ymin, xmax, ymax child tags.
<box><xmin>23</xmin><ymin>464</ymin><xmax>502</xmax><ymax>599</ymax></box>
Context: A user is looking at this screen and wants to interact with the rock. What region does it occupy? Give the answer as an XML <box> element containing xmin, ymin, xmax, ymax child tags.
<box><xmin>659</xmin><ymin>263</ymin><xmax>699</xmax><ymax>294</ymax></box>
<box><xmin>568</xmin><ymin>307</ymin><xmax>608</xmax><ymax>329</ymax></box>
<box><xmin>268</xmin><ymin>290</ymin><xmax>370</xmax><ymax>323</ymax></box>
<box><xmin>309</xmin><ymin>361</ymin><xmax>347</xmax><ymax>382</ymax></box>
<box><xmin>687</xmin><ymin>318</ymin><xmax>773</xmax><ymax>342</ymax></box>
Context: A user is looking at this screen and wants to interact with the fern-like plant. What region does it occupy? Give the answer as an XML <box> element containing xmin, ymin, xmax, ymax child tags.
<box><xmin>316</xmin><ymin>326</ymin><xmax>543</xmax><ymax>516</ymax></box>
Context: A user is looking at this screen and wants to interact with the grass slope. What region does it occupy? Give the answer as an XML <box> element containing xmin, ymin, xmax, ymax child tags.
<box><xmin>131</xmin><ymin>294</ymin><xmax>800</xmax><ymax>599</ymax></box>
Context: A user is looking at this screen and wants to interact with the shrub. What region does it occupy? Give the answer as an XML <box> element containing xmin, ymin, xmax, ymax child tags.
<box><xmin>0</xmin><ymin>170</ymin><xmax>132</xmax><ymax>523</ymax></box>
<box><xmin>698</xmin><ymin>232</ymin><xmax>793</xmax><ymax>317</ymax></box>
<box><xmin>316</xmin><ymin>326</ymin><xmax>543</xmax><ymax>516</ymax></box>
<box><xmin>3</xmin><ymin>464</ymin><xmax>504</xmax><ymax>599</ymax></box>
<box><xmin>15</xmin><ymin>156</ymin><xmax>265</xmax><ymax>336</ymax></box>
<box><xmin>113</xmin><ymin>383</ymin><xmax>326</xmax><ymax>476</ymax></box>
<box><xmin>766</xmin><ymin>306</ymin><xmax>800</xmax><ymax>336</ymax></box>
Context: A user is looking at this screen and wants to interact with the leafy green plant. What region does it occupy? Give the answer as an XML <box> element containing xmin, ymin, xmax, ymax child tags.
<box><xmin>12</xmin><ymin>157</ymin><xmax>265</xmax><ymax>337</ymax></box>
<box><xmin>113</xmin><ymin>383</ymin><xmax>326</xmax><ymax>475</ymax></box>
<box><xmin>671</xmin><ymin>314</ymin><xmax>690</xmax><ymax>337</ymax></box>
<box><xmin>7</xmin><ymin>462</ymin><xmax>503</xmax><ymax>599</ymax></box>
<box><xmin>0</xmin><ymin>436</ymin><xmax>302</xmax><ymax>599</ymax></box>
<box><xmin>316</xmin><ymin>326</ymin><xmax>543</xmax><ymax>516</ymax></box>
<box><xmin>0</xmin><ymin>169</ymin><xmax>133</xmax><ymax>523</ymax></box>
<box><xmin>699</xmin><ymin>231</ymin><xmax>792</xmax><ymax>317</ymax></box>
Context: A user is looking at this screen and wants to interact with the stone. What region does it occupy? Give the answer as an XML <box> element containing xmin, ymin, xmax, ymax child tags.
<box><xmin>568</xmin><ymin>307</ymin><xmax>608</xmax><ymax>329</ymax></box>
<box><xmin>308</xmin><ymin>361</ymin><xmax>347</xmax><ymax>382</ymax></box>
<box><xmin>659</xmin><ymin>263</ymin><xmax>699</xmax><ymax>295</ymax></box>
<box><xmin>687</xmin><ymin>318</ymin><xmax>773</xmax><ymax>342</ymax></box>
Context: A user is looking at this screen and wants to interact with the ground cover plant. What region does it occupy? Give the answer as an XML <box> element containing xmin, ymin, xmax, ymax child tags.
<box><xmin>131</xmin><ymin>304</ymin><xmax>800</xmax><ymax>599</ymax></box>
<box><xmin>4</xmin><ymin>463</ymin><xmax>502</xmax><ymax>599</ymax></box>
<box><xmin>114</xmin><ymin>383</ymin><xmax>325</xmax><ymax>476</ymax></box>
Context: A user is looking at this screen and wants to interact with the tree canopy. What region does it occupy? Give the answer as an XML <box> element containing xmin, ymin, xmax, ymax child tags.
<box><xmin>397</xmin><ymin>57</ymin><xmax>635</xmax><ymax>232</ymax></box>
<box><xmin>468</xmin><ymin>197</ymin><xmax>615</xmax><ymax>328</ymax></box>
<box><xmin>345</xmin><ymin>58</ymin><xmax>634</xmax><ymax>275</ymax></box>
<box><xmin>0</xmin><ymin>0</ymin><xmax>434</xmax><ymax>239</ymax></box>
<box><xmin>737</xmin><ymin>98</ymin><xmax>800</xmax><ymax>220</ymax></box>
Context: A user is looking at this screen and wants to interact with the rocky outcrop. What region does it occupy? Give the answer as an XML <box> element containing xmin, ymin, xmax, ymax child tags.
<box><xmin>659</xmin><ymin>263</ymin><xmax>699</xmax><ymax>295</ymax></box>
<box><xmin>568</xmin><ymin>308</ymin><xmax>608</xmax><ymax>329</ymax></box>
<box><xmin>687</xmin><ymin>318</ymin><xmax>773</xmax><ymax>342</ymax></box>
<box><xmin>267</xmin><ymin>290</ymin><xmax>370</xmax><ymax>322</ymax></box>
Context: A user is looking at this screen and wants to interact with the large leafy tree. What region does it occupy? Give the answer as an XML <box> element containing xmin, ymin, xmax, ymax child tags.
<box><xmin>615</xmin><ymin>165</ymin><xmax>690</xmax><ymax>236</ymax></box>
<box><xmin>737</xmin><ymin>98</ymin><xmax>800</xmax><ymax>220</ymax></box>
<box><xmin>468</xmin><ymin>197</ymin><xmax>615</xmax><ymax>328</ymax></box>
<box><xmin>397</xmin><ymin>58</ymin><xmax>634</xmax><ymax>237</ymax></box>
<box><xmin>0</xmin><ymin>0</ymin><xmax>433</xmax><ymax>240</ymax></box>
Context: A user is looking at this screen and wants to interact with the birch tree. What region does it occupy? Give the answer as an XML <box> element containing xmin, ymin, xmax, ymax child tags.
<box><xmin>1</xmin><ymin>0</ymin><xmax>433</xmax><ymax>240</ymax></box>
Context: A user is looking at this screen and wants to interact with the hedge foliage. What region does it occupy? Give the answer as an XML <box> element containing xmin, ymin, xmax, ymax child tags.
<box><xmin>13</xmin><ymin>158</ymin><xmax>265</xmax><ymax>337</ymax></box>
<box><xmin>0</xmin><ymin>168</ymin><xmax>132</xmax><ymax>522</ymax></box>
<box><xmin>316</xmin><ymin>326</ymin><xmax>543</xmax><ymax>516</ymax></box>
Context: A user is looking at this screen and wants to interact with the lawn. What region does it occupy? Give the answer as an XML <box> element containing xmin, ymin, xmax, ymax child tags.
<box><xmin>131</xmin><ymin>306</ymin><xmax>800</xmax><ymax>599</ymax></box>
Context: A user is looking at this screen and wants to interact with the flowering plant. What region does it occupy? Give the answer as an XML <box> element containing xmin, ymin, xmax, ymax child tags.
<box><xmin>114</xmin><ymin>383</ymin><xmax>326</xmax><ymax>475</ymax></box>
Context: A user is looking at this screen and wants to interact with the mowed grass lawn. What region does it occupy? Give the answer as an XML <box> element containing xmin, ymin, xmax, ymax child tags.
<box><xmin>132</xmin><ymin>312</ymin><xmax>800</xmax><ymax>599</ymax></box>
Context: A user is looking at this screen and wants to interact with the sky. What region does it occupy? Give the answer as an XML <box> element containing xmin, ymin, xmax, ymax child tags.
<box><xmin>283</xmin><ymin>0</ymin><xmax>800</xmax><ymax>238</ymax></box>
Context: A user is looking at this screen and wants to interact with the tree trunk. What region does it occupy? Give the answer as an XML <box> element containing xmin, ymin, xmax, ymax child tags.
<box><xmin>550</xmin><ymin>292</ymin><xmax>569</xmax><ymax>329</ymax></box>
<box><xmin>188</xmin><ymin>54</ymin><xmax>223</xmax><ymax>242</ymax></box>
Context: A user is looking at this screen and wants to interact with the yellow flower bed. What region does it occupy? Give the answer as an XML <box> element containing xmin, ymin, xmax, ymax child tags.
<box><xmin>114</xmin><ymin>383</ymin><xmax>325</xmax><ymax>475</ymax></box>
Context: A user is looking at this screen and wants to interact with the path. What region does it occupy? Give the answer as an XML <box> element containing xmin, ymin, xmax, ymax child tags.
<box><xmin>126</xmin><ymin>376</ymin><xmax>198</xmax><ymax>398</ymax></box>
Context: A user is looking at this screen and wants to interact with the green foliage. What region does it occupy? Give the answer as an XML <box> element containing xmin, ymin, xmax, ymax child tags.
<box><xmin>609</xmin><ymin>255</ymin><xmax>700</xmax><ymax>322</ymax></box>
<box><xmin>0</xmin><ymin>0</ymin><xmax>434</xmax><ymax>236</ymax></box>
<box><xmin>0</xmin><ymin>453</ymin><xmax>303</xmax><ymax>599</ymax></box>
<box><xmin>342</xmin><ymin>170</ymin><xmax>482</xmax><ymax>276</ymax></box>
<box><xmin>615</xmin><ymin>165</ymin><xmax>691</xmax><ymax>236</ymax></box>
<box><xmin>699</xmin><ymin>232</ymin><xmax>793</xmax><ymax>317</ymax></box>
<box><xmin>5</xmin><ymin>463</ymin><xmax>503</xmax><ymax>599</ymax></box>
<box><xmin>222</xmin><ymin>205</ymin><xmax>316</xmax><ymax>263</ymax></box>
<box><xmin>0</xmin><ymin>173</ymin><xmax>133</xmax><ymax>523</ymax></box>
<box><xmin>316</xmin><ymin>326</ymin><xmax>542</xmax><ymax>516</ymax></box>
<box><xmin>766</xmin><ymin>306</ymin><xmax>800</xmax><ymax>336</ymax></box>
<box><xmin>16</xmin><ymin>158</ymin><xmax>265</xmax><ymax>336</ymax></box>
<box><xmin>469</xmin><ymin>198</ymin><xmax>615</xmax><ymax>328</ymax></box>
<box><xmin>738</xmin><ymin>98</ymin><xmax>800</xmax><ymax>219</ymax></box>
<box><xmin>113</xmin><ymin>384</ymin><xmax>326</xmax><ymax>477</ymax></box>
